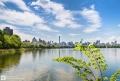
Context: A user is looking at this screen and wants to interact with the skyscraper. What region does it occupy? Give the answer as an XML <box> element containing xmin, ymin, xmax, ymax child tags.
<box><xmin>10</xmin><ymin>29</ymin><xmax>13</xmax><ymax>35</ymax></box>
<box><xmin>96</xmin><ymin>40</ymin><xmax>100</xmax><ymax>45</ymax></box>
<box><xmin>3</xmin><ymin>27</ymin><xmax>13</xmax><ymax>35</ymax></box>
<box><xmin>114</xmin><ymin>40</ymin><xmax>117</xmax><ymax>45</ymax></box>
<box><xmin>31</xmin><ymin>37</ymin><xmax>38</xmax><ymax>44</ymax></box>
<box><xmin>80</xmin><ymin>39</ymin><xmax>83</xmax><ymax>43</ymax></box>
<box><xmin>59</xmin><ymin>36</ymin><xmax>60</xmax><ymax>44</ymax></box>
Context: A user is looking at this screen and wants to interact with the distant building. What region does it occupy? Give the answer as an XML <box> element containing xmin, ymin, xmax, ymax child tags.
<box><xmin>39</xmin><ymin>38</ymin><xmax>43</xmax><ymax>44</ymax></box>
<box><xmin>114</xmin><ymin>40</ymin><xmax>117</xmax><ymax>45</ymax></box>
<box><xmin>31</xmin><ymin>37</ymin><xmax>38</xmax><ymax>44</ymax></box>
<box><xmin>111</xmin><ymin>42</ymin><xmax>114</xmax><ymax>45</ymax></box>
<box><xmin>83</xmin><ymin>42</ymin><xmax>91</xmax><ymax>45</ymax></box>
<box><xmin>47</xmin><ymin>41</ymin><xmax>51</xmax><ymax>44</ymax></box>
<box><xmin>61</xmin><ymin>41</ymin><xmax>66</xmax><ymax>46</ymax></box>
<box><xmin>111</xmin><ymin>40</ymin><xmax>117</xmax><ymax>45</ymax></box>
<box><xmin>80</xmin><ymin>39</ymin><xmax>83</xmax><ymax>43</ymax></box>
<box><xmin>96</xmin><ymin>40</ymin><xmax>100</xmax><ymax>45</ymax></box>
<box><xmin>42</xmin><ymin>40</ymin><xmax>47</xmax><ymax>44</ymax></box>
<box><xmin>75</xmin><ymin>42</ymin><xmax>79</xmax><ymax>44</ymax></box>
<box><xmin>67</xmin><ymin>41</ymin><xmax>74</xmax><ymax>46</ymax></box>
<box><xmin>54</xmin><ymin>42</ymin><xmax>57</xmax><ymax>45</ymax></box>
<box><xmin>23</xmin><ymin>40</ymin><xmax>30</xmax><ymax>43</ymax></box>
<box><xmin>3</xmin><ymin>27</ymin><xmax>13</xmax><ymax>35</ymax></box>
<box><xmin>59</xmin><ymin>36</ymin><xmax>60</xmax><ymax>45</ymax></box>
<box><xmin>51</xmin><ymin>41</ymin><xmax>53</xmax><ymax>44</ymax></box>
<box><xmin>100</xmin><ymin>43</ymin><xmax>105</xmax><ymax>45</ymax></box>
<box><xmin>106</xmin><ymin>42</ymin><xmax>109</xmax><ymax>45</ymax></box>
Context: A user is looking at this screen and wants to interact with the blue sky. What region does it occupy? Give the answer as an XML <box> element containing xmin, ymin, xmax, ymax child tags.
<box><xmin>0</xmin><ymin>0</ymin><xmax>120</xmax><ymax>43</ymax></box>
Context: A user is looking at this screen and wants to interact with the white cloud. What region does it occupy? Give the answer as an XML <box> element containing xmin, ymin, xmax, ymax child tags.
<box><xmin>0</xmin><ymin>2</ymin><xmax>5</xmax><ymax>6</ymax></box>
<box><xmin>0</xmin><ymin>8</ymin><xmax>58</xmax><ymax>32</ymax></box>
<box><xmin>80</xmin><ymin>4</ymin><xmax>101</xmax><ymax>33</ymax></box>
<box><xmin>108</xmin><ymin>36</ymin><xmax>116</xmax><ymax>41</ymax></box>
<box><xmin>0</xmin><ymin>8</ymin><xmax>44</xmax><ymax>26</ymax></box>
<box><xmin>0</xmin><ymin>0</ymin><xmax>30</xmax><ymax>11</ymax></box>
<box><xmin>0</xmin><ymin>24</ymin><xmax>17</xmax><ymax>30</ymax></box>
<box><xmin>31</xmin><ymin>0</ymin><xmax>81</xmax><ymax>28</ymax></box>
<box><xmin>118</xmin><ymin>24</ymin><xmax>120</xmax><ymax>26</ymax></box>
<box><xmin>35</xmin><ymin>24</ymin><xmax>59</xmax><ymax>32</ymax></box>
<box><xmin>90</xmin><ymin>4</ymin><xmax>95</xmax><ymax>10</ymax></box>
<box><xmin>69</xmin><ymin>33</ymin><xmax>81</xmax><ymax>36</ymax></box>
<box><xmin>34</xmin><ymin>6</ymin><xmax>39</xmax><ymax>10</ymax></box>
<box><xmin>107</xmin><ymin>36</ymin><xmax>120</xmax><ymax>43</ymax></box>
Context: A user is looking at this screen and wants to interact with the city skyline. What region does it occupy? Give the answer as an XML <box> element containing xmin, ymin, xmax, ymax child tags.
<box><xmin>0</xmin><ymin>0</ymin><xmax>120</xmax><ymax>43</ymax></box>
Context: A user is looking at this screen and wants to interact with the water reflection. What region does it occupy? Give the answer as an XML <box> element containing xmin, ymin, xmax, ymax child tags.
<box><xmin>114</xmin><ymin>48</ymin><xmax>117</xmax><ymax>57</ymax></box>
<box><xmin>32</xmin><ymin>49</ymin><xmax>38</xmax><ymax>61</ymax></box>
<box><xmin>0</xmin><ymin>52</ymin><xmax>22</xmax><ymax>74</ymax></box>
<box><xmin>0</xmin><ymin>48</ymin><xmax>120</xmax><ymax>81</ymax></box>
<box><xmin>59</xmin><ymin>49</ymin><xmax>60</xmax><ymax>57</ymax></box>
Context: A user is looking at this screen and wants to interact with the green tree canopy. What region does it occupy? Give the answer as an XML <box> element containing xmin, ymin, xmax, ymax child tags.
<box><xmin>0</xmin><ymin>30</ymin><xmax>22</xmax><ymax>49</ymax></box>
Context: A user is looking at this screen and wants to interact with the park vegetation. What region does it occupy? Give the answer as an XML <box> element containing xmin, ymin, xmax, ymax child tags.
<box><xmin>22</xmin><ymin>42</ymin><xmax>60</xmax><ymax>49</ymax></box>
<box><xmin>54</xmin><ymin>43</ymin><xmax>120</xmax><ymax>81</ymax></box>
<box><xmin>0</xmin><ymin>29</ymin><xmax>23</xmax><ymax>53</ymax></box>
<box><xmin>0</xmin><ymin>30</ymin><xmax>22</xmax><ymax>49</ymax></box>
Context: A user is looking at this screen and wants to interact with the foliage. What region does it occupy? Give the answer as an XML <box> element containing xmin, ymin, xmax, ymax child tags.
<box><xmin>22</xmin><ymin>42</ymin><xmax>34</xmax><ymax>48</ymax></box>
<box><xmin>54</xmin><ymin>43</ymin><xmax>120</xmax><ymax>81</ymax></box>
<box><xmin>39</xmin><ymin>44</ymin><xmax>60</xmax><ymax>48</ymax></box>
<box><xmin>0</xmin><ymin>41</ymin><xmax>2</xmax><ymax>45</ymax></box>
<box><xmin>0</xmin><ymin>29</ymin><xmax>22</xmax><ymax>49</ymax></box>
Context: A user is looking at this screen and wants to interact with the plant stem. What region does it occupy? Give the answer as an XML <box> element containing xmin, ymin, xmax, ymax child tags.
<box><xmin>97</xmin><ymin>61</ymin><xmax>103</xmax><ymax>81</ymax></box>
<box><xmin>87</xmin><ymin>66</ymin><xmax>96</xmax><ymax>81</ymax></box>
<box><xmin>86</xmin><ymin>47</ymin><xmax>103</xmax><ymax>81</ymax></box>
<box><xmin>91</xmin><ymin>51</ymin><xmax>103</xmax><ymax>81</ymax></box>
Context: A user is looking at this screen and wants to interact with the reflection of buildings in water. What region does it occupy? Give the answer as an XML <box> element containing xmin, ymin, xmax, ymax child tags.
<box><xmin>32</xmin><ymin>49</ymin><xmax>38</xmax><ymax>61</ymax></box>
<box><xmin>59</xmin><ymin>49</ymin><xmax>60</xmax><ymax>57</ymax></box>
<box><xmin>38</xmin><ymin>49</ymin><xmax>46</xmax><ymax>59</ymax></box>
<box><xmin>0</xmin><ymin>52</ymin><xmax>22</xmax><ymax>73</ymax></box>
<box><xmin>38</xmin><ymin>49</ymin><xmax>43</xmax><ymax>58</ymax></box>
<box><xmin>114</xmin><ymin>48</ymin><xmax>117</xmax><ymax>60</ymax></box>
<box><xmin>51</xmin><ymin>49</ymin><xmax>53</xmax><ymax>57</ymax></box>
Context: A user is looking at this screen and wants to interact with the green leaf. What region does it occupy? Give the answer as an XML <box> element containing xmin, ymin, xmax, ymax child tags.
<box><xmin>103</xmin><ymin>77</ymin><xmax>108</xmax><ymax>80</ymax></box>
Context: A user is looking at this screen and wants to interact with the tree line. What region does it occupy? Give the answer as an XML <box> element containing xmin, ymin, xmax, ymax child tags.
<box><xmin>0</xmin><ymin>30</ymin><xmax>22</xmax><ymax>49</ymax></box>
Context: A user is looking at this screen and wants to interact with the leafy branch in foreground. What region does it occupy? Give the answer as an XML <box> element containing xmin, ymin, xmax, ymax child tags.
<box><xmin>53</xmin><ymin>43</ymin><xmax>120</xmax><ymax>81</ymax></box>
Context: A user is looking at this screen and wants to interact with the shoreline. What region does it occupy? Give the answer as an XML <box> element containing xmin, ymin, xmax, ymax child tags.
<box><xmin>0</xmin><ymin>48</ymin><xmax>24</xmax><ymax>54</ymax></box>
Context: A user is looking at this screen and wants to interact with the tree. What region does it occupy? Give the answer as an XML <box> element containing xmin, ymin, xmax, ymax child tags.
<box><xmin>0</xmin><ymin>41</ymin><xmax>2</xmax><ymax>48</ymax></box>
<box><xmin>0</xmin><ymin>30</ymin><xmax>22</xmax><ymax>49</ymax></box>
<box><xmin>10</xmin><ymin>35</ymin><xmax>22</xmax><ymax>48</ymax></box>
<box><xmin>0</xmin><ymin>30</ymin><xmax>5</xmax><ymax>48</ymax></box>
<box><xmin>4</xmin><ymin>35</ymin><xmax>11</xmax><ymax>49</ymax></box>
<box><xmin>54</xmin><ymin>43</ymin><xmax>120</xmax><ymax>81</ymax></box>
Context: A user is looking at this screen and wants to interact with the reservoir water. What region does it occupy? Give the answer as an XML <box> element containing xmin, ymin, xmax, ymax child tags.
<box><xmin>0</xmin><ymin>48</ymin><xmax>120</xmax><ymax>81</ymax></box>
